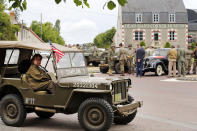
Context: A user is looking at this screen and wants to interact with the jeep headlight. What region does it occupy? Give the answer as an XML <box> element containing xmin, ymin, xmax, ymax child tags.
<box><xmin>109</xmin><ymin>84</ymin><xmax>113</xmax><ymax>90</ymax></box>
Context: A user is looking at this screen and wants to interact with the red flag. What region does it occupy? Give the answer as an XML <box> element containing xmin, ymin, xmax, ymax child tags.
<box><xmin>50</xmin><ymin>42</ymin><xmax>64</xmax><ymax>63</ymax></box>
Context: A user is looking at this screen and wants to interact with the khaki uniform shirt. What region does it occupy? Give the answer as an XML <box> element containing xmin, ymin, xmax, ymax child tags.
<box><xmin>168</xmin><ymin>48</ymin><xmax>177</xmax><ymax>60</ymax></box>
<box><xmin>25</xmin><ymin>64</ymin><xmax>51</xmax><ymax>90</ymax></box>
<box><xmin>108</xmin><ymin>49</ymin><xmax>116</xmax><ymax>61</ymax></box>
<box><xmin>118</xmin><ymin>47</ymin><xmax>127</xmax><ymax>60</ymax></box>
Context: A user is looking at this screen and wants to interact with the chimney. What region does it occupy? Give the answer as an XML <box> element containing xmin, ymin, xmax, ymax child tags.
<box><xmin>9</xmin><ymin>11</ymin><xmax>18</xmax><ymax>24</ymax></box>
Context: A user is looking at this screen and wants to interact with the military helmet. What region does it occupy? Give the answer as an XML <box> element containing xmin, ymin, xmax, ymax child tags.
<box><xmin>128</xmin><ymin>44</ymin><xmax>132</xmax><ymax>47</ymax></box>
<box><xmin>111</xmin><ymin>44</ymin><xmax>115</xmax><ymax>47</ymax></box>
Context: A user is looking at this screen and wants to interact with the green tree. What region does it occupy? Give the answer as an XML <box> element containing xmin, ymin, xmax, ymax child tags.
<box><xmin>8</xmin><ymin>0</ymin><xmax>127</xmax><ymax>11</ymax></box>
<box><xmin>140</xmin><ymin>41</ymin><xmax>146</xmax><ymax>47</ymax></box>
<box><xmin>55</xmin><ymin>19</ymin><xmax>60</xmax><ymax>33</ymax></box>
<box><xmin>30</xmin><ymin>20</ymin><xmax>65</xmax><ymax>45</ymax></box>
<box><xmin>94</xmin><ymin>27</ymin><xmax>116</xmax><ymax>48</ymax></box>
<box><xmin>0</xmin><ymin>0</ymin><xmax>19</xmax><ymax>40</ymax></box>
<box><xmin>164</xmin><ymin>42</ymin><xmax>171</xmax><ymax>48</ymax></box>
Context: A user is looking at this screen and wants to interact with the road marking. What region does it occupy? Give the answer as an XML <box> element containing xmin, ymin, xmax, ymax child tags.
<box><xmin>138</xmin><ymin>114</ymin><xmax>197</xmax><ymax>130</ymax></box>
<box><xmin>161</xmin><ymin>78</ymin><xmax>197</xmax><ymax>83</ymax></box>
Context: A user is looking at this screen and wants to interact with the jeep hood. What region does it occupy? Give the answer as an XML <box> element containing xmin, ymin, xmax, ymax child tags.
<box><xmin>58</xmin><ymin>76</ymin><xmax>129</xmax><ymax>86</ymax></box>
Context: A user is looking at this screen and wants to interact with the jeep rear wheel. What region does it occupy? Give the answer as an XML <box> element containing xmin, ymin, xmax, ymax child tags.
<box><xmin>0</xmin><ymin>94</ymin><xmax>26</xmax><ymax>127</ymax></box>
<box><xmin>114</xmin><ymin>95</ymin><xmax>137</xmax><ymax>125</ymax></box>
<box><xmin>114</xmin><ymin>111</ymin><xmax>137</xmax><ymax>125</ymax></box>
<box><xmin>35</xmin><ymin>111</ymin><xmax>55</xmax><ymax>119</ymax></box>
<box><xmin>78</xmin><ymin>98</ymin><xmax>114</xmax><ymax>131</ymax></box>
<box><xmin>155</xmin><ymin>65</ymin><xmax>163</xmax><ymax>76</ymax></box>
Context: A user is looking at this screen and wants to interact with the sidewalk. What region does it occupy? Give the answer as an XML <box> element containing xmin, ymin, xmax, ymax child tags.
<box><xmin>177</xmin><ymin>75</ymin><xmax>197</xmax><ymax>81</ymax></box>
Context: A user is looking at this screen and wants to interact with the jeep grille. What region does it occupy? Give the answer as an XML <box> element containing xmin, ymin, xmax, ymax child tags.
<box><xmin>112</xmin><ymin>81</ymin><xmax>127</xmax><ymax>102</ymax></box>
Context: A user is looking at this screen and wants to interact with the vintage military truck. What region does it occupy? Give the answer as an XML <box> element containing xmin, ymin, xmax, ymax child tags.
<box><xmin>82</xmin><ymin>45</ymin><xmax>107</xmax><ymax>66</ymax></box>
<box><xmin>0</xmin><ymin>41</ymin><xmax>142</xmax><ymax>131</ymax></box>
<box><xmin>99</xmin><ymin>47</ymin><xmax>135</xmax><ymax>74</ymax></box>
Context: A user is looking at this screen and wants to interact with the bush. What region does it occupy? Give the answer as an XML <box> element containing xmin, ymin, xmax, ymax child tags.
<box><xmin>164</xmin><ymin>42</ymin><xmax>171</xmax><ymax>48</ymax></box>
<box><xmin>191</xmin><ymin>42</ymin><xmax>196</xmax><ymax>50</ymax></box>
<box><xmin>140</xmin><ymin>41</ymin><xmax>146</xmax><ymax>47</ymax></box>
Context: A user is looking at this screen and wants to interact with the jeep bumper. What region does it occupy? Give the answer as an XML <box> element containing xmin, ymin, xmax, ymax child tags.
<box><xmin>116</xmin><ymin>101</ymin><xmax>143</xmax><ymax>116</ymax></box>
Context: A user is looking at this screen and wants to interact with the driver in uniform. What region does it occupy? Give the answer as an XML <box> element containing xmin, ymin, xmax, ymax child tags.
<box><xmin>25</xmin><ymin>54</ymin><xmax>55</xmax><ymax>93</ymax></box>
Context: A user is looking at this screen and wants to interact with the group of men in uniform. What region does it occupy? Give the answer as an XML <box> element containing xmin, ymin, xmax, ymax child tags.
<box><xmin>108</xmin><ymin>43</ymin><xmax>136</xmax><ymax>76</ymax></box>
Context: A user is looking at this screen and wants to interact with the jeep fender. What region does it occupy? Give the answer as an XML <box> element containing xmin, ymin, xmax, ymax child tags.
<box><xmin>64</xmin><ymin>89</ymin><xmax>112</xmax><ymax>114</ymax></box>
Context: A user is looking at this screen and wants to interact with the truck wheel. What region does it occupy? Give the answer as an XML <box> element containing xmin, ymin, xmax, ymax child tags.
<box><xmin>92</xmin><ymin>62</ymin><xmax>99</xmax><ymax>67</ymax></box>
<box><xmin>0</xmin><ymin>94</ymin><xmax>26</xmax><ymax>127</ymax></box>
<box><xmin>78</xmin><ymin>98</ymin><xmax>114</xmax><ymax>131</ymax></box>
<box><xmin>114</xmin><ymin>95</ymin><xmax>136</xmax><ymax>125</ymax></box>
<box><xmin>35</xmin><ymin>111</ymin><xmax>55</xmax><ymax>119</ymax></box>
<box><xmin>114</xmin><ymin>111</ymin><xmax>137</xmax><ymax>125</ymax></box>
<box><xmin>115</xmin><ymin>63</ymin><xmax>121</xmax><ymax>74</ymax></box>
<box><xmin>155</xmin><ymin>65</ymin><xmax>163</xmax><ymax>76</ymax></box>
<box><xmin>100</xmin><ymin>67</ymin><xmax>109</xmax><ymax>74</ymax></box>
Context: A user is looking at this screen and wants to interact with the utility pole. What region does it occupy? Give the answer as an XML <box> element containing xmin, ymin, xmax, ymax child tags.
<box><xmin>21</xmin><ymin>20</ymin><xmax>23</xmax><ymax>41</ymax></box>
<box><xmin>40</xmin><ymin>13</ymin><xmax>42</xmax><ymax>40</ymax></box>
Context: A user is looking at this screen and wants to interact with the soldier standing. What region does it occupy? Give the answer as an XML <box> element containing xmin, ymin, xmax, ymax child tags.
<box><xmin>177</xmin><ymin>45</ymin><xmax>186</xmax><ymax>77</ymax></box>
<box><xmin>118</xmin><ymin>43</ymin><xmax>127</xmax><ymax>76</ymax></box>
<box><xmin>185</xmin><ymin>45</ymin><xmax>193</xmax><ymax>75</ymax></box>
<box><xmin>167</xmin><ymin>45</ymin><xmax>177</xmax><ymax>77</ymax></box>
<box><xmin>127</xmin><ymin>44</ymin><xmax>135</xmax><ymax>74</ymax></box>
<box><xmin>193</xmin><ymin>46</ymin><xmax>197</xmax><ymax>74</ymax></box>
<box><xmin>108</xmin><ymin>44</ymin><xmax>116</xmax><ymax>76</ymax></box>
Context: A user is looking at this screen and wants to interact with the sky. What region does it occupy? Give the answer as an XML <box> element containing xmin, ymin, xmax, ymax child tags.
<box><xmin>14</xmin><ymin>0</ymin><xmax>197</xmax><ymax>44</ymax></box>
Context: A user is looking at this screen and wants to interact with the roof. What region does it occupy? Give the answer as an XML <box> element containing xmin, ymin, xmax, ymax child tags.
<box><xmin>188</xmin><ymin>23</ymin><xmax>197</xmax><ymax>31</ymax></box>
<box><xmin>122</xmin><ymin>0</ymin><xmax>186</xmax><ymax>13</ymax></box>
<box><xmin>0</xmin><ymin>41</ymin><xmax>80</xmax><ymax>52</ymax></box>
<box><xmin>187</xmin><ymin>9</ymin><xmax>197</xmax><ymax>22</ymax></box>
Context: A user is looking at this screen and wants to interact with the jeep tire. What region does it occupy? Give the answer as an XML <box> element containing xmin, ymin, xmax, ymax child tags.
<box><xmin>35</xmin><ymin>111</ymin><xmax>55</xmax><ymax>119</ymax></box>
<box><xmin>78</xmin><ymin>98</ymin><xmax>114</xmax><ymax>131</ymax></box>
<box><xmin>100</xmin><ymin>67</ymin><xmax>109</xmax><ymax>74</ymax></box>
<box><xmin>114</xmin><ymin>95</ymin><xmax>137</xmax><ymax>125</ymax></box>
<box><xmin>0</xmin><ymin>94</ymin><xmax>27</xmax><ymax>127</ymax></box>
<box><xmin>115</xmin><ymin>63</ymin><xmax>121</xmax><ymax>74</ymax></box>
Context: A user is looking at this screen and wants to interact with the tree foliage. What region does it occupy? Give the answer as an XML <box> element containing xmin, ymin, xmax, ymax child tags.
<box><xmin>30</xmin><ymin>20</ymin><xmax>65</xmax><ymax>45</ymax></box>
<box><xmin>8</xmin><ymin>0</ymin><xmax>127</xmax><ymax>11</ymax></box>
<box><xmin>94</xmin><ymin>27</ymin><xmax>116</xmax><ymax>48</ymax></box>
<box><xmin>164</xmin><ymin>42</ymin><xmax>171</xmax><ymax>48</ymax></box>
<box><xmin>55</xmin><ymin>19</ymin><xmax>60</xmax><ymax>33</ymax></box>
<box><xmin>0</xmin><ymin>0</ymin><xmax>19</xmax><ymax>40</ymax></box>
<box><xmin>140</xmin><ymin>41</ymin><xmax>146</xmax><ymax>47</ymax></box>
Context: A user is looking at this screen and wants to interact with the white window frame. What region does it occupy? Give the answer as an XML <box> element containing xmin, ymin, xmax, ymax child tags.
<box><xmin>153</xmin><ymin>13</ymin><xmax>160</xmax><ymax>22</ymax></box>
<box><xmin>169</xmin><ymin>14</ymin><xmax>176</xmax><ymax>23</ymax></box>
<box><xmin>134</xmin><ymin>31</ymin><xmax>143</xmax><ymax>41</ymax></box>
<box><xmin>169</xmin><ymin>31</ymin><xmax>175</xmax><ymax>41</ymax></box>
<box><xmin>136</xmin><ymin>13</ymin><xmax>143</xmax><ymax>23</ymax></box>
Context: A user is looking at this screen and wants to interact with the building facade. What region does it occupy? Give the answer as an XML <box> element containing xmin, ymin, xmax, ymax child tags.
<box><xmin>114</xmin><ymin>0</ymin><xmax>188</xmax><ymax>48</ymax></box>
<box><xmin>187</xmin><ymin>9</ymin><xmax>197</xmax><ymax>43</ymax></box>
<box><xmin>10</xmin><ymin>12</ymin><xmax>44</xmax><ymax>43</ymax></box>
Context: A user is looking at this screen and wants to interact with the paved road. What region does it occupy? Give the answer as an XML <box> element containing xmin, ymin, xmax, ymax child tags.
<box><xmin>1</xmin><ymin>69</ymin><xmax>197</xmax><ymax>131</ymax></box>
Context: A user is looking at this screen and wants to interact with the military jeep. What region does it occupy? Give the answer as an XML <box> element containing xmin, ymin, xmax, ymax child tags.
<box><xmin>0</xmin><ymin>41</ymin><xmax>142</xmax><ymax>131</ymax></box>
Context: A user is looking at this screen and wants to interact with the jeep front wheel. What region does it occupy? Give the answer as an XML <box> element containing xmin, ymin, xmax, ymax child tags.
<box><xmin>78</xmin><ymin>98</ymin><xmax>114</xmax><ymax>131</ymax></box>
<box><xmin>100</xmin><ymin>67</ymin><xmax>109</xmax><ymax>74</ymax></box>
<box><xmin>35</xmin><ymin>111</ymin><xmax>55</xmax><ymax>119</ymax></box>
<box><xmin>0</xmin><ymin>94</ymin><xmax>27</xmax><ymax>127</ymax></box>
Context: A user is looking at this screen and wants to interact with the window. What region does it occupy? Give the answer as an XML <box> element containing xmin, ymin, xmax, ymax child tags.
<box><xmin>169</xmin><ymin>14</ymin><xmax>176</xmax><ymax>22</ymax></box>
<box><xmin>153</xmin><ymin>13</ymin><xmax>159</xmax><ymax>22</ymax></box>
<box><xmin>136</xmin><ymin>14</ymin><xmax>143</xmax><ymax>23</ymax></box>
<box><xmin>4</xmin><ymin>49</ymin><xmax>20</xmax><ymax>64</ymax></box>
<box><xmin>135</xmin><ymin>31</ymin><xmax>143</xmax><ymax>41</ymax></box>
<box><xmin>169</xmin><ymin>31</ymin><xmax>175</xmax><ymax>41</ymax></box>
<box><xmin>154</xmin><ymin>32</ymin><xmax>159</xmax><ymax>41</ymax></box>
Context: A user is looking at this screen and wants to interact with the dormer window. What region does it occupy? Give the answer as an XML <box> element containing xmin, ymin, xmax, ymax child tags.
<box><xmin>153</xmin><ymin>13</ymin><xmax>159</xmax><ymax>22</ymax></box>
<box><xmin>136</xmin><ymin>13</ymin><xmax>143</xmax><ymax>23</ymax></box>
<box><xmin>169</xmin><ymin>14</ymin><xmax>176</xmax><ymax>22</ymax></box>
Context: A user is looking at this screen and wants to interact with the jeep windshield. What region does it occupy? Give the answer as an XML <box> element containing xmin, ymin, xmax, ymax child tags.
<box><xmin>56</xmin><ymin>52</ymin><xmax>88</xmax><ymax>78</ymax></box>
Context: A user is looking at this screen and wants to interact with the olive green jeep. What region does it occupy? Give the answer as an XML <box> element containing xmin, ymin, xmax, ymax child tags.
<box><xmin>0</xmin><ymin>41</ymin><xmax>142</xmax><ymax>131</ymax></box>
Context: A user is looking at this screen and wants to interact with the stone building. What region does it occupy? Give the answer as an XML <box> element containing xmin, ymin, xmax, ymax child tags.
<box><xmin>114</xmin><ymin>0</ymin><xmax>188</xmax><ymax>48</ymax></box>
<box><xmin>10</xmin><ymin>12</ymin><xmax>44</xmax><ymax>43</ymax></box>
<box><xmin>187</xmin><ymin>9</ymin><xmax>197</xmax><ymax>43</ymax></box>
